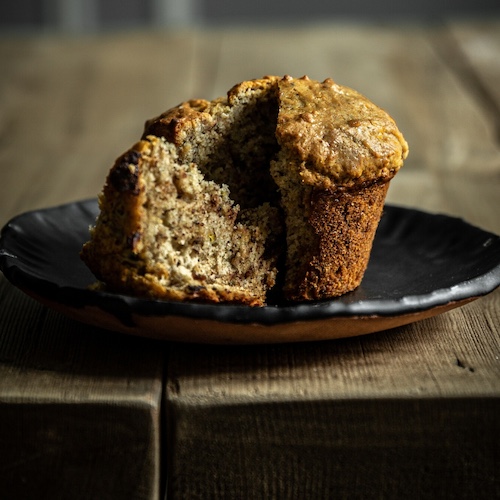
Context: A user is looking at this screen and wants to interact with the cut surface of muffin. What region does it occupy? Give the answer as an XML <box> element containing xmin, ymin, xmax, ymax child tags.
<box><xmin>81</xmin><ymin>75</ymin><xmax>408</xmax><ymax>305</ymax></box>
<box><xmin>81</xmin><ymin>136</ymin><xmax>283</xmax><ymax>306</ymax></box>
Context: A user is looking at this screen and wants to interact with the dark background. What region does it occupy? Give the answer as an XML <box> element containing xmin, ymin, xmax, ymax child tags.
<box><xmin>2</xmin><ymin>0</ymin><xmax>500</xmax><ymax>33</ymax></box>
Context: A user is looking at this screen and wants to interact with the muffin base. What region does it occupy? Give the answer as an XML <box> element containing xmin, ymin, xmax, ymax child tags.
<box><xmin>284</xmin><ymin>181</ymin><xmax>390</xmax><ymax>301</ymax></box>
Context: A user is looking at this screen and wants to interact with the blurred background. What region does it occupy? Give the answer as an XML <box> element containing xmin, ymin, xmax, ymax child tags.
<box><xmin>2</xmin><ymin>0</ymin><xmax>500</xmax><ymax>33</ymax></box>
<box><xmin>1</xmin><ymin>0</ymin><xmax>499</xmax><ymax>231</ymax></box>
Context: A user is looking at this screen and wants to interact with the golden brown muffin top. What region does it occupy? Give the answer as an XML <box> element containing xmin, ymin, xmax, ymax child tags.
<box><xmin>276</xmin><ymin>75</ymin><xmax>408</xmax><ymax>191</ymax></box>
<box><xmin>144</xmin><ymin>74</ymin><xmax>408</xmax><ymax>192</ymax></box>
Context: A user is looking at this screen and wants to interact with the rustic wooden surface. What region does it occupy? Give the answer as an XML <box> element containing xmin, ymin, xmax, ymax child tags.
<box><xmin>0</xmin><ymin>282</ymin><xmax>164</xmax><ymax>498</ymax></box>
<box><xmin>1</xmin><ymin>20</ymin><xmax>499</xmax><ymax>499</ymax></box>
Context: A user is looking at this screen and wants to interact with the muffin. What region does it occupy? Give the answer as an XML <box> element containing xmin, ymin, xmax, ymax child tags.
<box><xmin>81</xmin><ymin>75</ymin><xmax>408</xmax><ymax>305</ymax></box>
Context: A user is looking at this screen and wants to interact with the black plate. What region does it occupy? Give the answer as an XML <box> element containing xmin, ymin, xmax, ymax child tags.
<box><xmin>1</xmin><ymin>199</ymin><xmax>499</xmax><ymax>343</ymax></box>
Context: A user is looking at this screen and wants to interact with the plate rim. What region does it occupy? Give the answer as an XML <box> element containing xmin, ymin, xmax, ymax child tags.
<box><xmin>1</xmin><ymin>198</ymin><xmax>500</xmax><ymax>328</ymax></box>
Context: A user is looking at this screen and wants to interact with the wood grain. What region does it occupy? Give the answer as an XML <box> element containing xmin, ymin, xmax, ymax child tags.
<box><xmin>0</xmin><ymin>277</ymin><xmax>164</xmax><ymax>499</ymax></box>
<box><xmin>0</xmin><ymin>32</ymin><xmax>202</xmax><ymax>223</ymax></box>
<box><xmin>166</xmin><ymin>294</ymin><xmax>500</xmax><ymax>498</ymax></box>
<box><xmin>0</xmin><ymin>20</ymin><xmax>499</xmax><ymax>500</ymax></box>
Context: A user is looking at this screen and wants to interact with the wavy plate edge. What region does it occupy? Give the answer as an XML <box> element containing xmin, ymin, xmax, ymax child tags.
<box><xmin>1</xmin><ymin>199</ymin><xmax>499</xmax><ymax>342</ymax></box>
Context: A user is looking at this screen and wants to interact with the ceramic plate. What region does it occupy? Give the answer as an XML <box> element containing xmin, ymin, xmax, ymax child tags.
<box><xmin>1</xmin><ymin>199</ymin><xmax>499</xmax><ymax>343</ymax></box>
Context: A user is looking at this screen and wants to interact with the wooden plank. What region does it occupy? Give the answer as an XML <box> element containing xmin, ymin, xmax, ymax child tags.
<box><xmin>0</xmin><ymin>31</ymin><xmax>209</xmax><ymax>224</ymax></box>
<box><xmin>422</xmin><ymin>22</ymin><xmax>500</xmax><ymax>234</ymax></box>
<box><xmin>165</xmin><ymin>23</ymin><xmax>500</xmax><ymax>498</ymax></box>
<box><xmin>166</xmin><ymin>292</ymin><xmax>500</xmax><ymax>499</ymax></box>
<box><xmin>168</xmin><ymin>399</ymin><xmax>498</xmax><ymax>499</ymax></box>
<box><xmin>446</xmin><ymin>20</ymin><xmax>500</xmax><ymax>128</ymax></box>
<box><xmin>0</xmin><ymin>275</ymin><xmax>164</xmax><ymax>499</ymax></box>
<box><xmin>165</xmin><ymin>293</ymin><xmax>500</xmax><ymax>403</ymax></box>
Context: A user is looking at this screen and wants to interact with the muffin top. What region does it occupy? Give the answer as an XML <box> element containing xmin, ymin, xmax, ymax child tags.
<box><xmin>276</xmin><ymin>75</ymin><xmax>408</xmax><ymax>191</ymax></box>
<box><xmin>143</xmin><ymin>74</ymin><xmax>408</xmax><ymax>192</ymax></box>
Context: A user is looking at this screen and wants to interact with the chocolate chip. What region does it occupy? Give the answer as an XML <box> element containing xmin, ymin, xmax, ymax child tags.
<box><xmin>109</xmin><ymin>151</ymin><xmax>142</xmax><ymax>194</ymax></box>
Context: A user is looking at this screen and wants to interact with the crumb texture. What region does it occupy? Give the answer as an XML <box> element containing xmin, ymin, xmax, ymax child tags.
<box><xmin>81</xmin><ymin>75</ymin><xmax>407</xmax><ymax>305</ymax></box>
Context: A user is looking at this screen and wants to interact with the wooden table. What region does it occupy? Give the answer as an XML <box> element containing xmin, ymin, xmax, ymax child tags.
<box><xmin>1</xmin><ymin>20</ymin><xmax>499</xmax><ymax>499</ymax></box>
